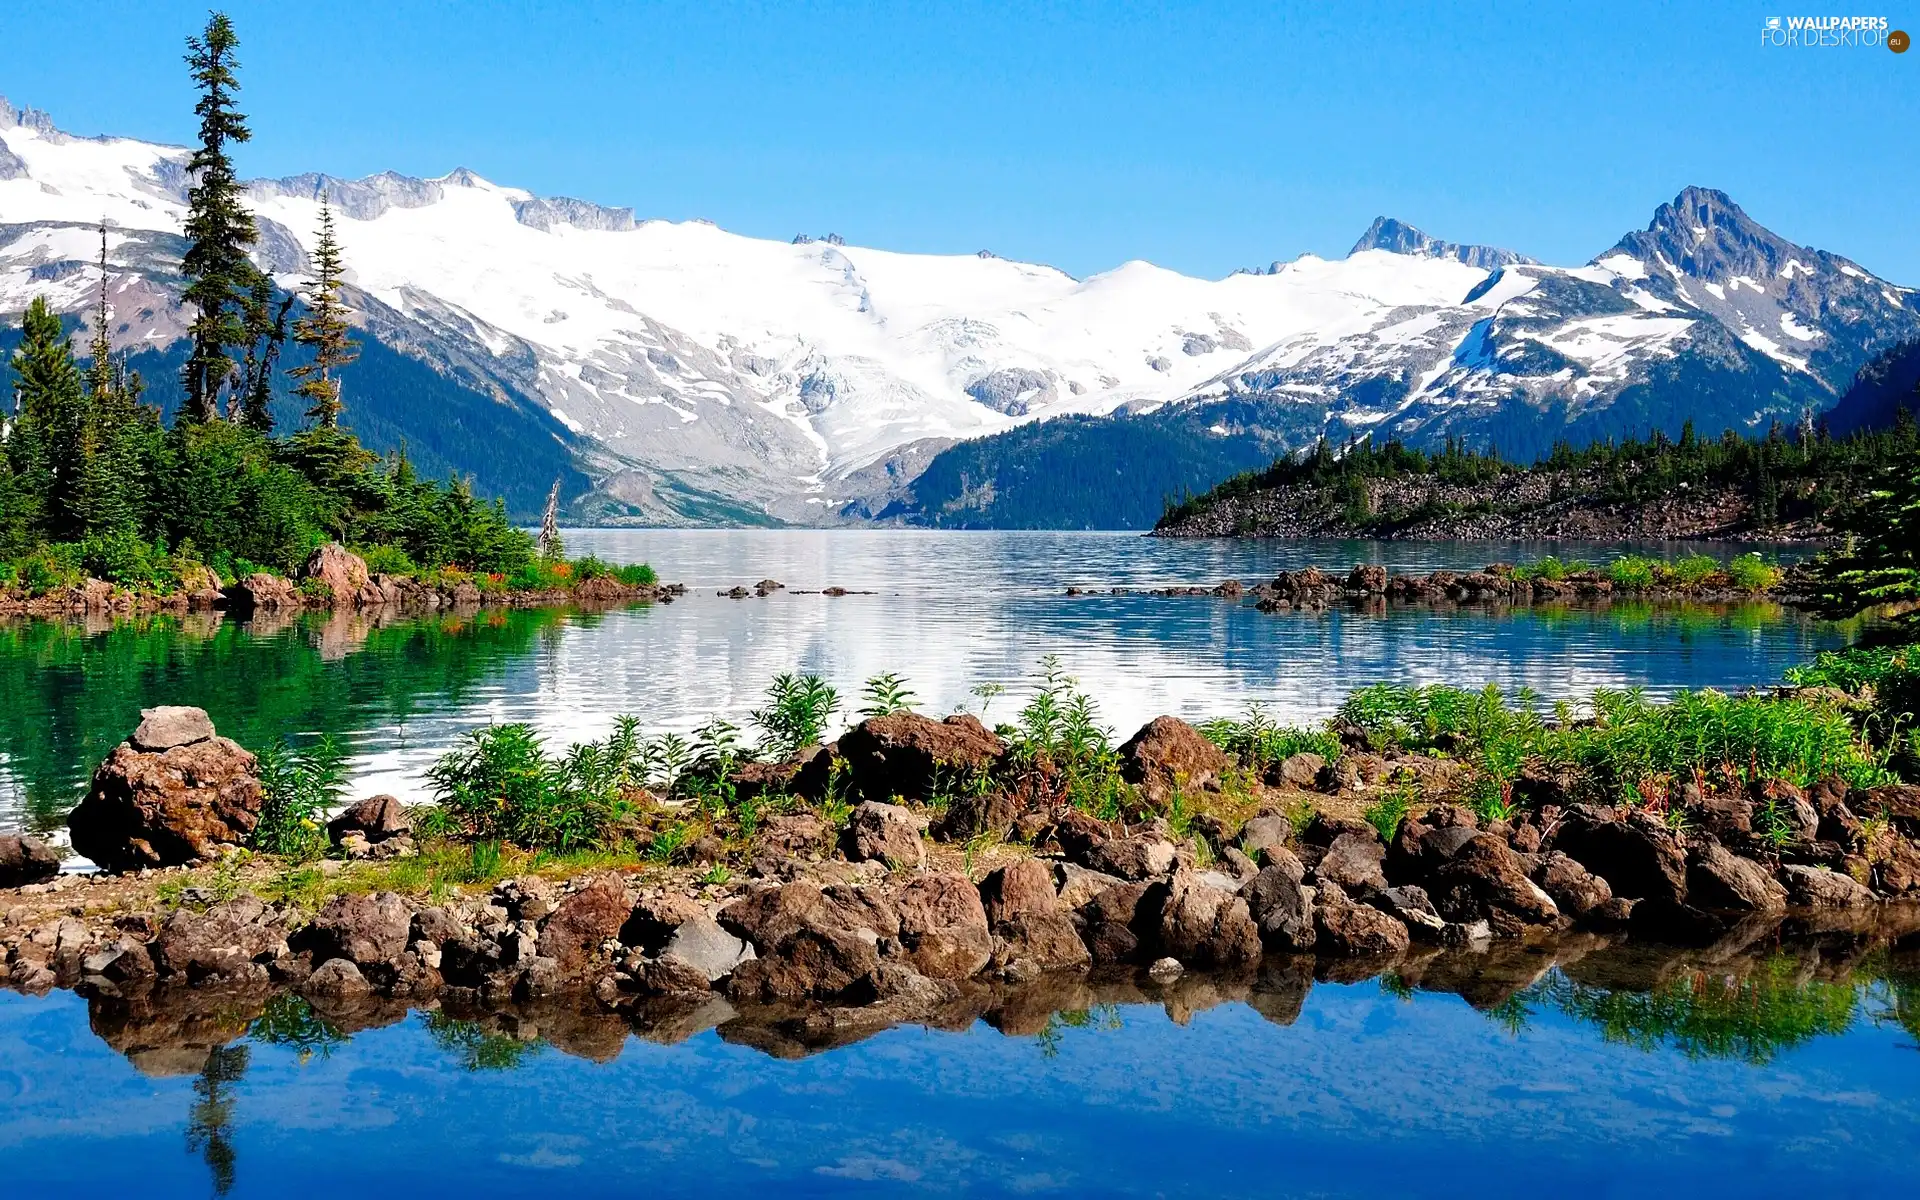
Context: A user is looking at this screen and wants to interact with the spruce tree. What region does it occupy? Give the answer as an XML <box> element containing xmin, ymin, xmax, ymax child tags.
<box><xmin>178</xmin><ymin>12</ymin><xmax>260</xmax><ymax>424</ymax></box>
<box><xmin>289</xmin><ymin>197</ymin><xmax>359</xmax><ymax>427</ymax></box>
<box><xmin>9</xmin><ymin>297</ymin><xmax>88</xmax><ymax>542</ymax></box>
<box><xmin>236</xmin><ymin>274</ymin><xmax>292</xmax><ymax>432</ymax></box>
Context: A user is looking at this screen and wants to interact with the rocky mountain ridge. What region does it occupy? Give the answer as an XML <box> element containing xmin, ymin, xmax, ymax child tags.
<box><xmin>3</xmin><ymin>97</ymin><xmax>1915</xmax><ymax>527</ymax></box>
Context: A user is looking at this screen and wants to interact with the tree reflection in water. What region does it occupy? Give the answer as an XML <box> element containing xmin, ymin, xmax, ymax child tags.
<box><xmin>185</xmin><ymin>1044</ymin><xmax>248</xmax><ymax>1197</ymax></box>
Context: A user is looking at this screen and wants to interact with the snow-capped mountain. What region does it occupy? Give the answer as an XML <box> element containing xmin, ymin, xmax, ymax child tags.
<box><xmin>3</xmin><ymin>96</ymin><xmax>1915</xmax><ymax>526</ymax></box>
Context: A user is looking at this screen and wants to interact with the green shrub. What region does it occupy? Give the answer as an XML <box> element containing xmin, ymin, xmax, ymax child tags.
<box><xmin>1726</xmin><ymin>552</ymin><xmax>1779</xmax><ymax>592</ymax></box>
<box><xmin>252</xmin><ymin>736</ymin><xmax>347</xmax><ymax>860</ymax></box>
<box><xmin>752</xmin><ymin>673</ymin><xmax>839</xmax><ymax>758</ymax></box>
<box><xmin>9</xmin><ymin>545</ymin><xmax>85</xmax><ymax>594</ymax></box>
<box><xmin>1198</xmin><ymin>704</ymin><xmax>1340</xmax><ymax>768</ymax></box>
<box><xmin>1608</xmin><ymin>555</ymin><xmax>1658</xmax><ymax>590</ymax></box>
<box><xmin>612</xmin><ymin>562</ymin><xmax>658</xmax><ymax>587</ymax></box>
<box><xmin>357</xmin><ymin>544</ymin><xmax>420</xmax><ymax>577</ymax></box>
<box><xmin>572</xmin><ymin>556</ymin><xmax>613</xmax><ymax>581</ymax></box>
<box><xmin>425</xmin><ymin>719</ymin><xmax>648</xmax><ymax>850</ymax></box>
<box><xmin>1669</xmin><ymin>554</ymin><xmax>1721</xmax><ymax>587</ymax></box>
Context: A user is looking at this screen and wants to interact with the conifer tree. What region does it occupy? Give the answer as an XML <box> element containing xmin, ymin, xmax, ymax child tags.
<box><xmin>237</xmin><ymin>274</ymin><xmax>292</xmax><ymax>432</ymax></box>
<box><xmin>87</xmin><ymin>222</ymin><xmax>117</xmax><ymax>405</ymax></box>
<box><xmin>178</xmin><ymin>12</ymin><xmax>261</xmax><ymax>423</ymax></box>
<box><xmin>289</xmin><ymin>197</ymin><xmax>359</xmax><ymax>427</ymax></box>
<box><xmin>9</xmin><ymin>297</ymin><xmax>88</xmax><ymax>541</ymax></box>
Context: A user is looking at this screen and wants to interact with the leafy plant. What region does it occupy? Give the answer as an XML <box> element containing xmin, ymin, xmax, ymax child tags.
<box><xmin>752</xmin><ymin>673</ymin><xmax>839</xmax><ymax>758</ymax></box>
<box><xmin>251</xmin><ymin>735</ymin><xmax>347</xmax><ymax>860</ymax></box>
<box><xmin>859</xmin><ymin>671</ymin><xmax>918</xmax><ymax>717</ymax></box>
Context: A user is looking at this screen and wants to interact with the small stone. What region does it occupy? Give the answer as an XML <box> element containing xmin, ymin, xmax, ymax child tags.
<box><xmin>1146</xmin><ymin>956</ymin><xmax>1184</xmax><ymax>982</ymax></box>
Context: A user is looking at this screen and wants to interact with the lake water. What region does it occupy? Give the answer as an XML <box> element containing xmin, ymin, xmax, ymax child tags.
<box><xmin>3</xmin><ymin>930</ymin><xmax>1917</xmax><ymax>1198</ymax></box>
<box><xmin>0</xmin><ymin>531</ymin><xmax>1854</xmax><ymax>836</ymax></box>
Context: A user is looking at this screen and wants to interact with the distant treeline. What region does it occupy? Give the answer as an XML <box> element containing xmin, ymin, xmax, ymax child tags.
<box><xmin>1158</xmin><ymin>415</ymin><xmax>1920</xmax><ymax>534</ymax></box>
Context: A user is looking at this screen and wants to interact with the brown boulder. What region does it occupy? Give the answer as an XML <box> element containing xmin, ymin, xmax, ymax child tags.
<box><xmin>1264</xmin><ymin>753</ymin><xmax>1325</xmax><ymax>791</ymax></box>
<box><xmin>0</xmin><ymin>834</ymin><xmax>60</xmax><ymax>888</ymax></box>
<box><xmin>727</xmin><ymin>924</ymin><xmax>879</xmax><ymax>1002</ymax></box>
<box><xmin>300</xmin><ymin>543</ymin><xmax>371</xmax><ymax>606</ymax></box>
<box><xmin>892</xmin><ymin>872</ymin><xmax>992</xmax><ymax>980</ymax></box>
<box><xmin>1118</xmin><ymin>716</ymin><xmax>1231</xmax><ymax>809</ymax></box>
<box><xmin>1548</xmin><ymin>807</ymin><xmax>1687</xmax><ymax>903</ymax></box>
<box><xmin>842</xmin><ymin>801</ymin><xmax>927</xmax><ymax>870</ymax></box>
<box><xmin>836</xmin><ymin>713</ymin><xmax>1004</xmax><ymax>803</ymax></box>
<box><xmin>1428</xmin><ymin>835</ymin><xmax>1560</xmax><ymax>932</ymax></box>
<box><xmin>131</xmin><ymin>706</ymin><xmax>217</xmax><ymax>752</ymax></box>
<box><xmin>1685</xmin><ymin>843</ymin><xmax>1787</xmax><ymax>913</ymax></box>
<box><xmin>621</xmin><ymin>893</ymin><xmax>707</xmax><ymax>950</ymax></box>
<box><xmin>1531</xmin><ymin>851</ymin><xmax>1613</xmax><ymax>919</ymax></box>
<box><xmin>225</xmin><ymin>572</ymin><xmax>300</xmax><ymax>611</ymax></box>
<box><xmin>1071</xmin><ymin>880</ymin><xmax>1158</xmax><ymax>964</ymax></box>
<box><xmin>326</xmin><ymin>794</ymin><xmax>411</xmax><ymax>846</ymax></box>
<box><xmin>755</xmin><ymin>811</ymin><xmax>830</xmax><ymax>858</ymax></box>
<box><xmin>538</xmin><ymin>875</ymin><xmax>632</xmax><ymax>971</ymax></box>
<box><xmin>1315</xmin><ymin>832</ymin><xmax>1387</xmax><ymax>894</ymax></box>
<box><xmin>1084</xmin><ymin>834</ymin><xmax>1178</xmax><ymax>881</ymax></box>
<box><xmin>307</xmin><ymin>891</ymin><xmax>414</xmax><ymax>968</ymax></box>
<box><xmin>1780</xmin><ymin>864</ymin><xmax>1877</xmax><ymax>908</ymax></box>
<box><xmin>69</xmin><ymin>733</ymin><xmax>263</xmax><ymax>872</ymax></box>
<box><xmin>152</xmin><ymin>897</ymin><xmax>284</xmax><ymax>980</ymax></box>
<box><xmin>979</xmin><ymin>859</ymin><xmax>1058</xmax><ymax>924</ymax></box>
<box><xmin>1312</xmin><ymin>883</ymin><xmax>1410</xmax><ymax>956</ymax></box>
<box><xmin>1157</xmin><ymin>869</ymin><xmax>1260</xmax><ymax>968</ymax></box>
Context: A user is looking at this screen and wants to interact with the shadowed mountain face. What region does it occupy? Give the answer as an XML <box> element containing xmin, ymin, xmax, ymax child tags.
<box><xmin>3</xmin><ymin>94</ymin><xmax>1915</xmax><ymax>527</ymax></box>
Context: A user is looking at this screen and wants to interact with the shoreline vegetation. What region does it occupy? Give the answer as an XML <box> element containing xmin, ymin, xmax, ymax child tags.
<box><xmin>4</xmin><ymin>639</ymin><xmax>1918</xmax><ymax>1033</ymax></box>
<box><xmin>1155</xmin><ymin>421</ymin><xmax>1920</xmax><ymax>543</ymax></box>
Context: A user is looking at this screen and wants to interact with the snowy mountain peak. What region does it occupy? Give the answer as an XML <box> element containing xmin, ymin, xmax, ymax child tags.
<box><xmin>1349</xmin><ymin>216</ymin><xmax>1535</xmax><ymax>271</ymax></box>
<box><xmin>1599</xmin><ymin>186</ymin><xmax>1913</xmax><ymax>384</ymax></box>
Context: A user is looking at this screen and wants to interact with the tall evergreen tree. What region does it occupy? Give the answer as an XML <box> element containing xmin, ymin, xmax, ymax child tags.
<box><xmin>9</xmin><ymin>297</ymin><xmax>88</xmax><ymax>542</ymax></box>
<box><xmin>289</xmin><ymin>197</ymin><xmax>358</xmax><ymax>427</ymax></box>
<box><xmin>87</xmin><ymin>223</ymin><xmax>117</xmax><ymax>404</ymax></box>
<box><xmin>178</xmin><ymin>12</ymin><xmax>260</xmax><ymax>423</ymax></box>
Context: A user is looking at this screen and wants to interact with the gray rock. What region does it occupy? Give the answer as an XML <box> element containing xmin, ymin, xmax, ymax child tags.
<box><xmin>1780</xmin><ymin>864</ymin><xmax>1877</xmax><ymax>908</ymax></box>
<box><xmin>303</xmin><ymin>957</ymin><xmax>371</xmax><ymax>1001</ymax></box>
<box><xmin>843</xmin><ymin>801</ymin><xmax>927</xmax><ymax>870</ymax></box>
<box><xmin>130</xmin><ymin>706</ymin><xmax>216</xmax><ymax>752</ymax></box>
<box><xmin>1243</xmin><ymin>864</ymin><xmax>1315</xmax><ymax>951</ymax></box>
<box><xmin>660</xmin><ymin>913</ymin><xmax>755</xmax><ymax>983</ymax></box>
<box><xmin>0</xmin><ymin>834</ymin><xmax>60</xmax><ymax>888</ymax></box>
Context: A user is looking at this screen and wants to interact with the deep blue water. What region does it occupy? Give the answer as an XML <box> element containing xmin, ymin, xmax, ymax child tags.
<box><xmin>3</xmin><ymin>947</ymin><xmax>1917</xmax><ymax>1199</ymax></box>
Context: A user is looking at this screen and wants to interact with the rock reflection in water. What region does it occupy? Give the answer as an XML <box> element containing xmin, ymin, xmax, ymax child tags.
<box><xmin>10</xmin><ymin>914</ymin><xmax>1920</xmax><ymax>1199</ymax></box>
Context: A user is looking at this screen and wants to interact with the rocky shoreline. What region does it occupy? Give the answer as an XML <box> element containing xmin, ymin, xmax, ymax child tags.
<box><xmin>1071</xmin><ymin>562</ymin><xmax>1800</xmax><ymax>608</ymax></box>
<box><xmin>6</xmin><ymin>697</ymin><xmax>1920</xmax><ymax>1035</ymax></box>
<box><xmin>0</xmin><ymin>542</ymin><xmax>683</xmax><ymax>621</ymax></box>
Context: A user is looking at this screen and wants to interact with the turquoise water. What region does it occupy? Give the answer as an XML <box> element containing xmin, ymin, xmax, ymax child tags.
<box><xmin>3</xmin><ymin>934</ymin><xmax>1917</xmax><ymax>1198</ymax></box>
<box><xmin>0</xmin><ymin>532</ymin><xmax>1852</xmax><ymax>835</ymax></box>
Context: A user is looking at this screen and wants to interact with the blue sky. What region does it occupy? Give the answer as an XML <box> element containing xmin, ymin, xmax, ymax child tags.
<box><xmin>3</xmin><ymin>1</ymin><xmax>1915</xmax><ymax>281</ymax></box>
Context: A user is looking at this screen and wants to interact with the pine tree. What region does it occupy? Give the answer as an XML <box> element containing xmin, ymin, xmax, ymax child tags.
<box><xmin>289</xmin><ymin>197</ymin><xmax>359</xmax><ymax>427</ymax></box>
<box><xmin>178</xmin><ymin>12</ymin><xmax>261</xmax><ymax>424</ymax></box>
<box><xmin>237</xmin><ymin>273</ymin><xmax>292</xmax><ymax>432</ymax></box>
<box><xmin>10</xmin><ymin>297</ymin><xmax>88</xmax><ymax>542</ymax></box>
<box><xmin>87</xmin><ymin>222</ymin><xmax>117</xmax><ymax>404</ymax></box>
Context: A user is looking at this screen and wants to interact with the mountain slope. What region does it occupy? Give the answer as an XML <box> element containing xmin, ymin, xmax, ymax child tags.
<box><xmin>4</xmin><ymin>95</ymin><xmax>1917</xmax><ymax>529</ymax></box>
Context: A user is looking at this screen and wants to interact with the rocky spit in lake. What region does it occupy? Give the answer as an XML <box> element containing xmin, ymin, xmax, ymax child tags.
<box><xmin>9</xmin><ymin>702</ymin><xmax>1920</xmax><ymax>1034</ymax></box>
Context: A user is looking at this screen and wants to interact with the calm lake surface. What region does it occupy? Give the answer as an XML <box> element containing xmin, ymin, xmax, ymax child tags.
<box><xmin>3</xmin><ymin>934</ymin><xmax>1917</xmax><ymax>1199</ymax></box>
<box><xmin>0</xmin><ymin>531</ymin><xmax>1854</xmax><ymax>836</ymax></box>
